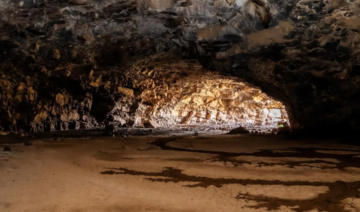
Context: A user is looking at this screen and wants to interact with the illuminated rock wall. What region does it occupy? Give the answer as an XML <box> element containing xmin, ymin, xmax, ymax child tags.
<box><xmin>135</xmin><ymin>71</ymin><xmax>288</xmax><ymax>132</ymax></box>
<box><xmin>1</xmin><ymin>0</ymin><xmax>360</xmax><ymax>135</ymax></box>
<box><xmin>0</xmin><ymin>55</ymin><xmax>287</xmax><ymax>133</ymax></box>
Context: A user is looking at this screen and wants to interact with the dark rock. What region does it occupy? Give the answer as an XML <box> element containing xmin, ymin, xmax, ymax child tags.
<box><xmin>143</xmin><ymin>122</ymin><xmax>155</xmax><ymax>128</ymax></box>
<box><xmin>0</xmin><ymin>0</ymin><xmax>359</xmax><ymax>138</ymax></box>
<box><xmin>90</xmin><ymin>96</ymin><xmax>115</xmax><ymax>123</ymax></box>
<box><xmin>3</xmin><ymin>146</ymin><xmax>11</xmax><ymax>152</ymax></box>
<box><xmin>24</xmin><ymin>141</ymin><xmax>32</xmax><ymax>146</ymax></box>
<box><xmin>228</xmin><ymin>127</ymin><xmax>250</xmax><ymax>135</ymax></box>
<box><xmin>104</xmin><ymin>122</ymin><xmax>115</xmax><ymax>136</ymax></box>
<box><xmin>277</xmin><ymin>127</ymin><xmax>292</xmax><ymax>136</ymax></box>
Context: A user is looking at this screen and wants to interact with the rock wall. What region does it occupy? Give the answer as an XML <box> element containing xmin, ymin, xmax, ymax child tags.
<box><xmin>0</xmin><ymin>54</ymin><xmax>288</xmax><ymax>134</ymax></box>
<box><xmin>0</xmin><ymin>0</ymin><xmax>359</xmax><ymax>135</ymax></box>
<box><xmin>136</xmin><ymin>69</ymin><xmax>288</xmax><ymax>132</ymax></box>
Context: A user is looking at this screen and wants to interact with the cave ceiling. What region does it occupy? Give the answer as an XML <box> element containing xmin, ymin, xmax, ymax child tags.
<box><xmin>0</xmin><ymin>0</ymin><xmax>360</xmax><ymax>134</ymax></box>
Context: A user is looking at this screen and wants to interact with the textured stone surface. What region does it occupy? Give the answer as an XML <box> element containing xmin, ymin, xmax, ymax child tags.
<box><xmin>136</xmin><ymin>68</ymin><xmax>288</xmax><ymax>132</ymax></box>
<box><xmin>0</xmin><ymin>55</ymin><xmax>288</xmax><ymax>133</ymax></box>
<box><xmin>0</xmin><ymin>0</ymin><xmax>360</xmax><ymax>135</ymax></box>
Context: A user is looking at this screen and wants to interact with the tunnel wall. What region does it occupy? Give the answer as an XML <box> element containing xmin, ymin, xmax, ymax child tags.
<box><xmin>0</xmin><ymin>0</ymin><xmax>360</xmax><ymax>135</ymax></box>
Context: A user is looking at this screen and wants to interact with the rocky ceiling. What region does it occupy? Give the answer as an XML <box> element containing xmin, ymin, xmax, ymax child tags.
<box><xmin>0</xmin><ymin>0</ymin><xmax>359</xmax><ymax>135</ymax></box>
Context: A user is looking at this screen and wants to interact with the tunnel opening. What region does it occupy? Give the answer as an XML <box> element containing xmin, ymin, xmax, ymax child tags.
<box><xmin>0</xmin><ymin>0</ymin><xmax>297</xmax><ymax>136</ymax></box>
<box><xmin>0</xmin><ymin>0</ymin><xmax>358</xmax><ymax>139</ymax></box>
<box><xmin>0</xmin><ymin>61</ymin><xmax>290</xmax><ymax>136</ymax></box>
<box><xmin>126</xmin><ymin>70</ymin><xmax>290</xmax><ymax>134</ymax></box>
<box><xmin>3</xmin><ymin>1</ymin><xmax>360</xmax><ymax>212</ymax></box>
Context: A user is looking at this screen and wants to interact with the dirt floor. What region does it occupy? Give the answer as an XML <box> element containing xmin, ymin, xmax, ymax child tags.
<box><xmin>1</xmin><ymin>134</ymin><xmax>360</xmax><ymax>212</ymax></box>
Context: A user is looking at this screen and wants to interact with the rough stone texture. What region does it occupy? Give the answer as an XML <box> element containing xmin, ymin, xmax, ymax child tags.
<box><xmin>136</xmin><ymin>67</ymin><xmax>287</xmax><ymax>132</ymax></box>
<box><xmin>0</xmin><ymin>54</ymin><xmax>288</xmax><ymax>133</ymax></box>
<box><xmin>0</xmin><ymin>0</ymin><xmax>359</xmax><ymax>135</ymax></box>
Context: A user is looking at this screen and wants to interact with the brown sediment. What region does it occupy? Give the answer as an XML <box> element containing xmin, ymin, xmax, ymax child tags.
<box><xmin>100</xmin><ymin>136</ymin><xmax>360</xmax><ymax>212</ymax></box>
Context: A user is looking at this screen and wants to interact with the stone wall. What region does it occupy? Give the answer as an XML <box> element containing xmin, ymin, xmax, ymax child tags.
<box><xmin>0</xmin><ymin>56</ymin><xmax>288</xmax><ymax>134</ymax></box>
<box><xmin>1</xmin><ymin>0</ymin><xmax>359</xmax><ymax>135</ymax></box>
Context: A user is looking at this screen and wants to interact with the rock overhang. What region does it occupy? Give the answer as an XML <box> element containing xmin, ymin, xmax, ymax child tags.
<box><xmin>0</xmin><ymin>0</ymin><xmax>360</xmax><ymax>136</ymax></box>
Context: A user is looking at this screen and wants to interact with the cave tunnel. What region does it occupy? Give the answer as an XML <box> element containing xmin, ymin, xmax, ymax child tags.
<box><xmin>1</xmin><ymin>0</ymin><xmax>360</xmax><ymax>212</ymax></box>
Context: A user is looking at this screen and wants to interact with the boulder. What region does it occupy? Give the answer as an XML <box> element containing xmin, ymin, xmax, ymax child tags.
<box><xmin>228</xmin><ymin>127</ymin><xmax>250</xmax><ymax>134</ymax></box>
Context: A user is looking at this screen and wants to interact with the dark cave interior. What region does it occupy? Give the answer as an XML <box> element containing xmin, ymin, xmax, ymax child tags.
<box><xmin>0</xmin><ymin>0</ymin><xmax>360</xmax><ymax>138</ymax></box>
<box><xmin>2</xmin><ymin>1</ymin><xmax>360</xmax><ymax>212</ymax></box>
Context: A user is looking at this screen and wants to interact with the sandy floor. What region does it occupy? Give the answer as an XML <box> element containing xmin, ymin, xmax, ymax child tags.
<box><xmin>1</xmin><ymin>134</ymin><xmax>360</xmax><ymax>212</ymax></box>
